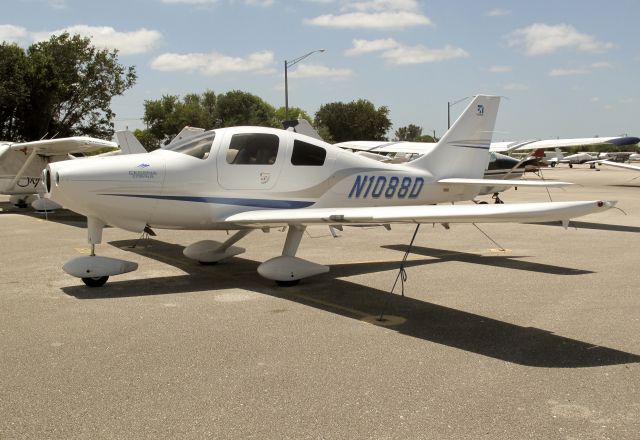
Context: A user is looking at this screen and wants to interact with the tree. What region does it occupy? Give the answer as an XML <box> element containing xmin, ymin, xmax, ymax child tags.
<box><xmin>133</xmin><ymin>128</ymin><xmax>162</xmax><ymax>152</ymax></box>
<box><xmin>0</xmin><ymin>44</ymin><xmax>29</xmax><ymax>140</ymax></box>
<box><xmin>394</xmin><ymin>124</ymin><xmax>422</xmax><ymax>141</ymax></box>
<box><xmin>143</xmin><ymin>90</ymin><xmax>217</xmax><ymax>145</ymax></box>
<box><xmin>275</xmin><ymin>106</ymin><xmax>312</xmax><ymax>124</ymax></box>
<box><xmin>314</xmin><ymin>99</ymin><xmax>391</xmax><ymax>143</ymax></box>
<box><xmin>0</xmin><ymin>33</ymin><xmax>136</xmax><ymax>141</ymax></box>
<box><xmin>216</xmin><ymin>90</ymin><xmax>278</xmax><ymax>128</ymax></box>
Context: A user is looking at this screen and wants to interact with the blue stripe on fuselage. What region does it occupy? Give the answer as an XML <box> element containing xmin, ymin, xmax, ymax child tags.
<box><xmin>100</xmin><ymin>193</ymin><xmax>314</xmax><ymax>209</ymax></box>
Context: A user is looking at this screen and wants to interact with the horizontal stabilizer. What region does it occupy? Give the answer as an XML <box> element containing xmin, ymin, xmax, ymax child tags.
<box><xmin>438</xmin><ymin>178</ymin><xmax>573</xmax><ymax>187</ymax></box>
<box><xmin>225</xmin><ymin>200</ymin><xmax>615</xmax><ymax>227</ymax></box>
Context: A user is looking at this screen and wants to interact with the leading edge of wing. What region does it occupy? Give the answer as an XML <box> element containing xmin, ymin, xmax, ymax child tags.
<box><xmin>438</xmin><ymin>178</ymin><xmax>573</xmax><ymax>187</ymax></box>
<box><xmin>9</xmin><ymin>136</ymin><xmax>118</xmax><ymax>155</ymax></box>
<box><xmin>225</xmin><ymin>200</ymin><xmax>616</xmax><ymax>227</ymax></box>
<box><xmin>589</xmin><ymin>160</ymin><xmax>640</xmax><ymax>172</ymax></box>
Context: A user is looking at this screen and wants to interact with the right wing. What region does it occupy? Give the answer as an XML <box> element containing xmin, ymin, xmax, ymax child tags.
<box><xmin>491</xmin><ymin>136</ymin><xmax>640</xmax><ymax>154</ymax></box>
<box><xmin>225</xmin><ymin>200</ymin><xmax>615</xmax><ymax>228</ymax></box>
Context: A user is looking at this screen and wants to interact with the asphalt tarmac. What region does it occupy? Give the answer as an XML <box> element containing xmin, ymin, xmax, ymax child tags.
<box><xmin>1</xmin><ymin>166</ymin><xmax>639</xmax><ymax>439</ymax></box>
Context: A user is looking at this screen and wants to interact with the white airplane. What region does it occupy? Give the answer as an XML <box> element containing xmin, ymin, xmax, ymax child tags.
<box><xmin>44</xmin><ymin>95</ymin><xmax>615</xmax><ymax>287</ymax></box>
<box><xmin>0</xmin><ymin>133</ymin><xmax>145</xmax><ymax>211</ymax></box>
<box><xmin>588</xmin><ymin>159</ymin><xmax>640</xmax><ymax>173</ymax></box>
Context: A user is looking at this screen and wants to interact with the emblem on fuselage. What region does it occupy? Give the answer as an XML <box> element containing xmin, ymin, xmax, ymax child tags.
<box><xmin>260</xmin><ymin>172</ymin><xmax>270</xmax><ymax>184</ymax></box>
<box><xmin>476</xmin><ymin>104</ymin><xmax>485</xmax><ymax>116</ymax></box>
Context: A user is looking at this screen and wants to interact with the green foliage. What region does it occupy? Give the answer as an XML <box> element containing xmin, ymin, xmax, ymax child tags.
<box><xmin>275</xmin><ymin>106</ymin><xmax>312</xmax><ymax>124</ymax></box>
<box><xmin>133</xmin><ymin>128</ymin><xmax>162</xmax><ymax>152</ymax></box>
<box><xmin>314</xmin><ymin>99</ymin><xmax>391</xmax><ymax>143</ymax></box>
<box><xmin>216</xmin><ymin>90</ymin><xmax>278</xmax><ymax>128</ymax></box>
<box><xmin>143</xmin><ymin>90</ymin><xmax>217</xmax><ymax>145</ymax></box>
<box><xmin>416</xmin><ymin>134</ymin><xmax>437</xmax><ymax>143</ymax></box>
<box><xmin>0</xmin><ymin>33</ymin><xmax>136</xmax><ymax>141</ymax></box>
<box><xmin>394</xmin><ymin>124</ymin><xmax>422</xmax><ymax>141</ymax></box>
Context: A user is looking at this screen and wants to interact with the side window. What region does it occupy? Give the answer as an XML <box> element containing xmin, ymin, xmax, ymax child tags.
<box><xmin>291</xmin><ymin>139</ymin><xmax>327</xmax><ymax>166</ymax></box>
<box><xmin>226</xmin><ymin>133</ymin><xmax>279</xmax><ymax>165</ymax></box>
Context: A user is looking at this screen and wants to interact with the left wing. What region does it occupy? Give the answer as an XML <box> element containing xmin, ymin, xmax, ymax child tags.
<box><xmin>437</xmin><ymin>178</ymin><xmax>572</xmax><ymax>188</ymax></box>
<box><xmin>225</xmin><ymin>200</ymin><xmax>614</xmax><ymax>227</ymax></box>
<box><xmin>9</xmin><ymin>136</ymin><xmax>117</xmax><ymax>156</ymax></box>
<box><xmin>491</xmin><ymin>136</ymin><xmax>640</xmax><ymax>154</ymax></box>
<box><xmin>589</xmin><ymin>160</ymin><xmax>640</xmax><ymax>172</ymax></box>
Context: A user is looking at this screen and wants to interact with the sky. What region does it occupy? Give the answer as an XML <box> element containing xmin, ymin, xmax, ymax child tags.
<box><xmin>1</xmin><ymin>0</ymin><xmax>639</xmax><ymax>141</ymax></box>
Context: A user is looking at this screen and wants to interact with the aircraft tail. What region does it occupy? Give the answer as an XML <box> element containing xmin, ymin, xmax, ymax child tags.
<box><xmin>408</xmin><ymin>95</ymin><xmax>500</xmax><ymax>179</ymax></box>
<box><xmin>115</xmin><ymin>131</ymin><xmax>147</xmax><ymax>154</ymax></box>
<box><xmin>283</xmin><ymin>118</ymin><xmax>323</xmax><ymax>141</ymax></box>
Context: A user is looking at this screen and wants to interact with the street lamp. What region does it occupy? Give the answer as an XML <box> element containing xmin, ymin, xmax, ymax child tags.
<box><xmin>447</xmin><ymin>96</ymin><xmax>470</xmax><ymax>129</ymax></box>
<box><xmin>284</xmin><ymin>49</ymin><xmax>325</xmax><ymax>120</ymax></box>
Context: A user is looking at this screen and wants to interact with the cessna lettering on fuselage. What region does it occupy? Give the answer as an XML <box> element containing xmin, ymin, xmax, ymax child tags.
<box><xmin>348</xmin><ymin>175</ymin><xmax>424</xmax><ymax>199</ymax></box>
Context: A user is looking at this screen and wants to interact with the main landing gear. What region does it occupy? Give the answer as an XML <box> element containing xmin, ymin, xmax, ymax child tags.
<box><xmin>492</xmin><ymin>193</ymin><xmax>504</xmax><ymax>204</ymax></box>
<box><xmin>62</xmin><ymin>217</ymin><xmax>138</xmax><ymax>287</ymax></box>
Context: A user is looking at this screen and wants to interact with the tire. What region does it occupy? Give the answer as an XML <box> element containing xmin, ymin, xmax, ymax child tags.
<box><xmin>82</xmin><ymin>276</ymin><xmax>109</xmax><ymax>287</ymax></box>
<box><xmin>276</xmin><ymin>279</ymin><xmax>300</xmax><ymax>287</ymax></box>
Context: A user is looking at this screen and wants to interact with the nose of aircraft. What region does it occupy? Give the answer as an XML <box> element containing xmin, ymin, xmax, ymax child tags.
<box><xmin>46</xmin><ymin>153</ymin><xmax>166</xmax><ymax>231</ymax></box>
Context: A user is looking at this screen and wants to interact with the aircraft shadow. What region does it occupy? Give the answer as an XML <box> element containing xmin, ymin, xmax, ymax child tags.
<box><xmin>60</xmin><ymin>238</ymin><xmax>640</xmax><ymax>369</ymax></box>
<box><xmin>0</xmin><ymin>203</ymin><xmax>85</xmax><ymax>228</ymax></box>
<box><xmin>380</xmin><ymin>245</ymin><xmax>592</xmax><ymax>276</ymax></box>
<box><xmin>529</xmin><ymin>220</ymin><xmax>640</xmax><ymax>234</ymax></box>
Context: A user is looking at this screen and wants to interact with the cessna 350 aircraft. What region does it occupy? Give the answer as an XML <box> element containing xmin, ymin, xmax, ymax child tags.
<box><xmin>0</xmin><ymin>133</ymin><xmax>145</xmax><ymax>210</ymax></box>
<box><xmin>44</xmin><ymin>95</ymin><xmax>615</xmax><ymax>287</ymax></box>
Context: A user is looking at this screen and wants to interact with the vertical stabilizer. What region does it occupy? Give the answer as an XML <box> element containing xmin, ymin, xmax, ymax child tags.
<box><xmin>409</xmin><ymin>95</ymin><xmax>500</xmax><ymax>179</ymax></box>
<box><xmin>115</xmin><ymin>131</ymin><xmax>147</xmax><ymax>155</ymax></box>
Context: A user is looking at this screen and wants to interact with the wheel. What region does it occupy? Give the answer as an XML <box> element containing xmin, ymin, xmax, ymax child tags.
<box><xmin>198</xmin><ymin>260</ymin><xmax>218</xmax><ymax>266</ymax></box>
<box><xmin>276</xmin><ymin>279</ymin><xmax>300</xmax><ymax>287</ymax></box>
<box><xmin>479</xmin><ymin>201</ymin><xmax>489</xmax><ymax>205</ymax></box>
<box><xmin>494</xmin><ymin>199</ymin><xmax>504</xmax><ymax>204</ymax></box>
<box><xmin>550</xmin><ymin>162</ymin><xmax>556</xmax><ymax>168</ymax></box>
<box><xmin>569</xmin><ymin>163</ymin><xmax>573</xmax><ymax>168</ymax></box>
<box><xmin>82</xmin><ymin>276</ymin><xmax>109</xmax><ymax>287</ymax></box>
<box><xmin>590</xmin><ymin>163</ymin><xmax>596</xmax><ymax>169</ymax></box>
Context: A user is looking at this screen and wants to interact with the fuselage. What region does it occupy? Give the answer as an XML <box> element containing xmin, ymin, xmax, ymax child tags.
<box><xmin>46</xmin><ymin>127</ymin><xmax>487</xmax><ymax>232</ymax></box>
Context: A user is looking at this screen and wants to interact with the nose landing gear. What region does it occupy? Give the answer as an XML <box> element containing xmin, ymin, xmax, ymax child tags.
<box><xmin>63</xmin><ymin>217</ymin><xmax>138</xmax><ymax>287</ymax></box>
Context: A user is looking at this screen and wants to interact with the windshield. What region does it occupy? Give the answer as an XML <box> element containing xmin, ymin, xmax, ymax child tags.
<box><xmin>162</xmin><ymin>131</ymin><xmax>215</xmax><ymax>159</ymax></box>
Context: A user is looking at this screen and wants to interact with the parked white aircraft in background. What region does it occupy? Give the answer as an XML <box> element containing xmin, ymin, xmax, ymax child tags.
<box><xmin>44</xmin><ymin>95</ymin><xmax>615</xmax><ymax>288</ymax></box>
<box><xmin>0</xmin><ymin>133</ymin><xmax>145</xmax><ymax>210</ymax></box>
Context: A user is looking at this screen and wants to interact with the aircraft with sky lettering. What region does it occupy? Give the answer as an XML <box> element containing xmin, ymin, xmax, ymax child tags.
<box><xmin>0</xmin><ymin>133</ymin><xmax>145</xmax><ymax>211</ymax></box>
<box><xmin>44</xmin><ymin>95</ymin><xmax>615</xmax><ymax>288</ymax></box>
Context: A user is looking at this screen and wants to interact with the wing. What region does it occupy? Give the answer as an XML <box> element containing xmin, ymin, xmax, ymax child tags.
<box><xmin>225</xmin><ymin>200</ymin><xmax>614</xmax><ymax>227</ymax></box>
<box><xmin>437</xmin><ymin>178</ymin><xmax>572</xmax><ymax>188</ymax></box>
<box><xmin>9</xmin><ymin>136</ymin><xmax>118</xmax><ymax>156</ymax></box>
<box><xmin>591</xmin><ymin>160</ymin><xmax>640</xmax><ymax>172</ymax></box>
<box><xmin>490</xmin><ymin>136</ymin><xmax>640</xmax><ymax>154</ymax></box>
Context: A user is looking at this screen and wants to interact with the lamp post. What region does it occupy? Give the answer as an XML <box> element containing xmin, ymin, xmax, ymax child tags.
<box><xmin>447</xmin><ymin>96</ymin><xmax>470</xmax><ymax>129</ymax></box>
<box><xmin>284</xmin><ymin>49</ymin><xmax>325</xmax><ymax>120</ymax></box>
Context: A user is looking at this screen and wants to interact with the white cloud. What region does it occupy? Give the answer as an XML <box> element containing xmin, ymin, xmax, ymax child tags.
<box><xmin>31</xmin><ymin>25</ymin><xmax>162</xmax><ymax>55</ymax></box>
<box><xmin>344</xmin><ymin>0</ymin><xmax>420</xmax><ymax>12</ymax></box>
<box><xmin>151</xmin><ymin>50</ymin><xmax>276</xmax><ymax>75</ymax></box>
<box><xmin>344</xmin><ymin>38</ymin><xmax>468</xmax><ymax>65</ymax></box>
<box><xmin>548</xmin><ymin>61</ymin><xmax>611</xmax><ymax>77</ymax></box>
<box><xmin>382</xmin><ymin>44</ymin><xmax>469</xmax><ymax>65</ymax></box>
<box><xmin>344</xmin><ymin>38</ymin><xmax>399</xmax><ymax>56</ymax></box>
<box><xmin>0</xmin><ymin>24</ymin><xmax>28</xmax><ymax>43</ymax></box>
<box><xmin>244</xmin><ymin>0</ymin><xmax>274</xmax><ymax>6</ymax></box>
<box><xmin>288</xmin><ymin>63</ymin><xmax>354</xmax><ymax>79</ymax></box>
<box><xmin>48</xmin><ymin>0</ymin><xmax>67</xmax><ymax>9</ymax></box>
<box><xmin>506</xmin><ymin>23</ymin><xmax>614</xmax><ymax>56</ymax></box>
<box><xmin>503</xmin><ymin>83</ymin><xmax>529</xmax><ymax>91</ymax></box>
<box><xmin>549</xmin><ymin>68</ymin><xmax>589</xmax><ymax>77</ymax></box>
<box><xmin>486</xmin><ymin>8</ymin><xmax>510</xmax><ymax>17</ymax></box>
<box><xmin>305</xmin><ymin>11</ymin><xmax>430</xmax><ymax>29</ymax></box>
<box><xmin>306</xmin><ymin>0</ymin><xmax>429</xmax><ymax>29</ymax></box>
<box><xmin>488</xmin><ymin>65</ymin><xmax>512</xmax><ymax>73</ymax></box>
<box><xmin>590</xmin><ymin>97</ymin><xmax>600</xmax><ymax>103</ymax></box>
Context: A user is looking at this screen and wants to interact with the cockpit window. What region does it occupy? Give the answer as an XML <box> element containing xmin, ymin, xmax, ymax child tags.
<box><xmin>291</xmin><ymin>140</ymin><xmax>326</xmax><ymax>166</ymax></box>
<box><xmin>162</xmin><ymin>131</ymin><xmax>215</xmax><ymax>159</ymax></box>
<box><xmin>226</xmin><ymin>133</ymin><xmax>279</xmax><ymax>165</ymax></box>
